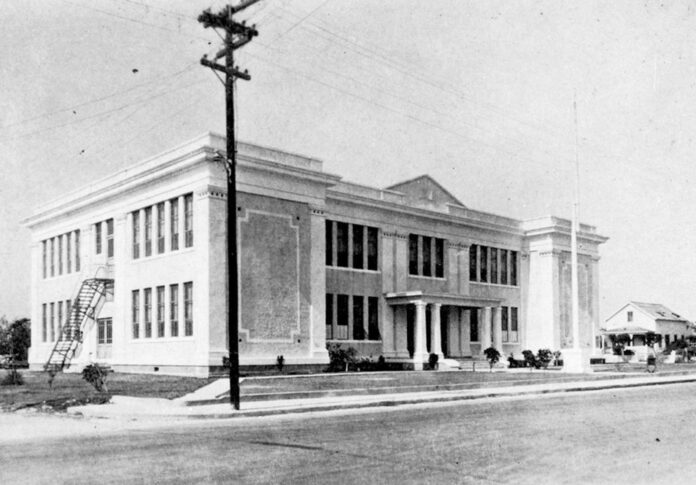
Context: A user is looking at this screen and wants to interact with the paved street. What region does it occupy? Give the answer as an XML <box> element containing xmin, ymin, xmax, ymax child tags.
<box><xmin>2</xmin><ymin>383</ymin><xmax>696</xmax><ymax>484</ymax></box>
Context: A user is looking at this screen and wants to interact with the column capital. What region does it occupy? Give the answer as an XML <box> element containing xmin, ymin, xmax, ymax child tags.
<box><xmin>430</xmin><ymin>302</ymin><xmax>442</xmax><ymax>310</ymax></box>
<box><xmin>413</xmin><ymin>300</ymin><xmax>427</xmax><ymax>308</ymax></box>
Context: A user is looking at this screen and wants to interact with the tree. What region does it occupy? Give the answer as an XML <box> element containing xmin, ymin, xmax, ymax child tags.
<box><xmin>483</xmin><ymin>347</ymin><xmax>501</xmax><ymax>372</ymax></box>
<box><xmin>0</xmin><ymin>317</ymin><xmax>31</xmax><ymax>362</ymax></box>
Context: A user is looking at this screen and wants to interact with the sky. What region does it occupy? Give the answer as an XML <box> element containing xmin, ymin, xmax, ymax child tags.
<box><xmin>1</xmin><ymin>0</ymin><xmax>695</xmax><ymax>322</ymax></box>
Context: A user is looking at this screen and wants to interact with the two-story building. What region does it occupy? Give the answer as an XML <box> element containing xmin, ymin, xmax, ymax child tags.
<box><xmin>25</xmin><ymin>133</ymin><xmax>608</xmax><ymax>376</ymax></box>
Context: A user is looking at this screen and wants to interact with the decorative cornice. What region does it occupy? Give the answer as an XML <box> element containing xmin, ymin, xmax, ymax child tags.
<box><xmin>382</xmin><ymin>231</ymin><xmax>408</xmax><ymax>240</ymax></box>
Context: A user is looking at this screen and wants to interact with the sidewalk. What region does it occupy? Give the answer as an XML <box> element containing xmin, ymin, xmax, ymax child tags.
<box><xmin>66</xmin><ymin>370</ymin><xmax>696</xmax><ymax>420</ymax></box>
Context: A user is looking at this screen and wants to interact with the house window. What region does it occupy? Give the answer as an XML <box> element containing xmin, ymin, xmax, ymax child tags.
<box><xmin>501</xmin><ymin>306</ymin><xmax>509</xmax><ymax>342</ymax></box>
<box><xmin>490</xmin><ymin>248</ymin><xmax>498</xmax><ymax>284</ymax></box>
<box><xmin>353</xmin><ymin>295</ymin><xmax>364</xmax><ymax>340</ymax></box>
<box><xmin>479</xmin><ymin>246</ymin><xmax>488</xmax><ymax>283</ymax></box>
<box><xmin>132</xmin><ymin>212</ymin><xmax>140</xmax><ymax>259</ymax></box>
<box><xmin>325</xmin><ymin>221</ymin><xmax>333</xmax><ymax>266</ymax></box>
<box><xmin>435</xmin><ymin>238</ymin><xmax>444</xmax><ymax>278</ymax></box>
<box><xmin>336</xmin><ymin>222</ymin><xmax>348</xmax><ymax>267</ymax></box>
<box><xmin>57</xmin><ymin>301</ymin><xmax>63</xmax><ymax>339</ymax></box>
<box><xmin>42</xmin><ymin>241</ymin><xmax>47</xmax><ymax>279</ymax></box>
<box><xmin>132</xmin><ymin>290</ymin><xmax>140</xmax><ymax>339</ymax></box>
<box><xmin>58</xmin><ymin>236</ymin><xmax>63</xmax><ymax>275</ymax></box>
<box><xmin>325</xmin><ymin>293</ymin><xmax>333</xmax><ymax>339</ymax></box>
<box><xmin>409</xmin><ymin>234</ymin><xmax>419</xmax><ymax>275</ymax></box>
<box><xmin>95</xmin><ymin>222</ymin><xmax>102</xmax><ymax>254</ymax></box>
<box><xmin>184</xmin><ymin>194</ymin><xmax>193</xmax><ymax>248</ymax></box>
<box><xmin>184</xmin><ymin>282</ymin><xmax>193</xmax><ymax>336</ymax></box>
<box><xmin>157</xmin><ymin>202</ymin><xmax>165</xmax><ymax>254</ymax></box>
<box><xmin>75</xmin><ymin>230</ymin><xmax>81</xmax><ymax>271</ymax></box>
<box><xmin>368</xmin><ymin>296</ymin><xmax>380</xmax><ymax>340</ymax></box>
<box><xmin>50</xmin><ymin>238</ymin><xmax>55</xmax><ymax>277</ymax></box>
<box><xmin>470</xmin><ymin>309</ymin><xmax>479</xmax><ymax>342</ymax></box>
<box><xmin>367</xmin><ymin>227</ymin><xmax>378</xmax><ymax>270</ymax></box>
<box><xmin>66</xmin><ymin>233</ymin><xmax>72</xmax><ymax>273</ymax></box>
<box><xmin>144</xmin><ymin>288</ymin><xmax>152</xmax><ymax>338</ymax></box>
<box><xmin>170</xmin><ymin>284</ymin><xmax>179</xmax><ymax>337</ymax></box>
<box><xmin>97</xmin><ymin>318</ymin><xmax>112</xmax><ymax>344</ymax></box>
<box><xmin>409</xmin><ymin>234</ymin><xmax>445</xmax><ymax>278</ymax></box>
<box><xmin>500</xmin><ymin>250</ymin><xmax>508</xmax><ymax>285</ymax></box>
<box><xmin>106</xmin><ymin>219</ymin><xmax>114</xmax><ymax>258</ymax></box>
<box><xmin>156</xmin><ymin>286</ymin><xmax>165</xmax><ymax>338</ymax></box>
<box><xmin>42</xmin><ymin>303</ymin><xmax>47</xmax><ymax>342</ymax></box>
<box><xmin>469</xmin><ymin>244</ymin><xmax>477</xmax><ymax>282</ymax></box>
<box><xmin>50</xmin><ymin>302</ymin><xmax>55</xmax><ymax>342</ymax></box>
<box><xmin>422</xmin><ymin>236</ymin><xmax>432</xmax><ymax>277</ymax></box>
<box><xmin>352</xmin><ymin>225</ymin><xmax>363</xmax><ymax>269</ymax></box>
<box><xmin>510</xmin><ymin>251</ymin><xmax>518</xmax><ymax>286</ymax></box>
<box><xmin>144</xmin><ymin>207</ymin><xmax>153</xmax><ymax>257</ymax></box>
<box><xmin>510</xmin><ymin>307</ymin><xmax>519</xmax><ymax>342</ymax></box>
<box><xmin>627</xmin><ymin>311</ymin><xmax>633</xmax><ymax>322</ymax></box>
<box><xmin>336</xmin><ymin>294</ymin><xmax>349</xmax><ymax>339</ymax></box>
<box><xmin>66</xmin><ymin>299</ymin><xmax>71</xmax><ymax>322</ymax></box>
<box><xmin>170</xmin><ymin>198</ymin><xmax>180</xmax><ymax>251</ymax></box>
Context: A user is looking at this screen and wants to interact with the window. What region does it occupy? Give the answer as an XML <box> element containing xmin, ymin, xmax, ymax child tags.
<box><xmin>170</xmin><ymin>198</ymin><xmax>180</xmax><ymax>251</ymax></box>
<box><xmin>422</xmin><ymin>236</ymin><xmax>432</xmax><ymax>277</ymax></box>
<box><xmin>501</xmin><ymin>306</ymin><xmax>509</xmax><ymax>342</ymax></box>
<box><xmin>66</xmin><ymin>299</ymin><xmax>71</xmax><ymax>322</ymax></box>
<box><xmin>352</xmin><ymin>225</ymin><xmax>364</xmax><ymax>269</ymax></box>
<box><xmin>470</xmin><ymin>309</ymin><xmax>479</xmax><ymax>342</ymax></box>
<box><xmin>95</xmin><ymin>222</ymin><xmax>102</xmax><ymax>254</ymax></box>
<box><xmin>469</xmin><ymin>244</ymin><xmax>477</xmax><ymax>281</ymax></box>
<box><xmin>144</xmin><ymin>207</ymin><xmax>153</xmax><ymax>257</ymax></box>
<box><xmin>170</xmin><ymin>284</ymin><xmax>179</xmax><ymax>337</ymax></box>
<box><xmin>106</xmin><ymin>219</ymin><xmax>114</xmax><ymax>258</ymax></box>
<box><xmin>50</xmin><ymin>302</ymin><xmax>55</xmax><ymax>341</ymax></box>
<box><xmin>66</xmin><ymin>233</ymin><xmax>72</xmax><ymax>273</ymax></box>
<box><xmin>184</xmin><ymin>282</ymin><xmax>193</xmax><ymax>336</ymax></box>
<box><xmin>184</xmin><ymin>194</ymin><xmax>193</xmax><ymax>248</ymax></box>
<box><xmin>368</xmin><ymin>296</ymin><xmax>380</xmax><ymax>340</ymax></box>
<box><xmin>57</xmin><ymin>301</ymin><xmax>63</xmax><ymax>338</ymax></box>
<box><xmin>435</xmin><ymin>238</ymin><xmax>444</xmax><ymax>278</ymax></box>
<box><xmin>144</xmin><ymin>288</ymin><xmax>152</xmax><ymax>338</ymax></box>
<box><xmin>490</xmin><ymin>248</ymin><xmax>498</xmax><ymax>284</ymax></box>
<box><xmin>75</xmin><ymin>230</ymin><xmax>81</xmax><ymax>271</ymax></box>
<box><xmin>408</xmin><ymin>234</ymin><xmax>419</xmax><ymax>275</ymax></box>
<box><xmin>353</xmin><ymin>295</ymin><xmax>364</xmax><ymax>340</ymax></box>
<box><xmin>42</xmin><ymin>303</ymin><xmax>47</xmax><ymax>342</ymax></box>
<box><xmin>627</xmin><ymin>311</ymin><xmax>633</xmax><ymax>322</ymax></box>
<box><xmin>336</xmin><ymin>294</ymin><xmax>349</xmax><ymax>339</ymax></box>
<box><xmin>325</xmin><ymin>221</ymin><xmax>333</xmax><ymax>266</ymax></box>
<box><xmin>58</xmin><ymin>235</ymin><xmax>63</xmax><ymax>275</ymax></box>
<box><xmin>132</xmin><ymin>290</ymin><xmax>140</xmax><ymax>339</ymax></box>
<box><xmin>132</xmin><ymin>211</ymin><xmax>140</xmax><ymax>259</ymax></box>
<box><xmin>500</xmin><ymin>250</ymin><xmax>508</xmax><ymax>285</ymax></box>
<box><xmin>510</xmin><ymin>251</ymin><xmax>518</xmax><ymax>286</ymax></box>
<box><xmin>156</xmin><ymin>202</ymin><xmax>165</xmax><ymax>254</ymax></box>
<box><xmin>50</xmin><ymin>238</ymin><xmax>55</xmax><ymax>277</ymax></box>
<box><xmin>479</xmin><ymin>246</ymin><xmax>488</xmax><ymax>283</ymax></box>
<box><xmin>367</xmin><ymin>227</ymin><xmax>378</xmax><ymax>270</ymax></box>
<box><xmin>42</xmin><ymin>241</ymin><xmax>47</xmax><ymax>279</ymax></box>
<box><xmin>156</xmin><ymin>286</ymin><xmax>165</xmax><ymax>338</ymax></box>
<box><xmin>97</xmin><ymin>318</ymin><xmax>112</xmax><ymax>344</ymax></box>
<box><xmin>325</xmin><ymin>293</ymin><xmax>333</xmax><ymax>339</ymax></box>
<box><xmin>336</xmin><ymin>222</ymin><xmax>348</xmax><ymax>267</ymax></box>
<box><xmin>511</xmin><ymin>307</ymin><xmax>519</xmax><ymax>342</ymax></box>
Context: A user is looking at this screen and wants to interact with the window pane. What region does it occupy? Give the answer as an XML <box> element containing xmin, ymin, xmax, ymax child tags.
<box><xmin>144</xmin><ymin>288</ymin><xmax>152</xmax><ymax>338</ymax></box>
<box><xmin>368</xmin><ymin>296</ymin><xmax>380</xmax><ymax>340</ymax></box>
<box><xmin>75</xmin><ymin>230</ymin><xmax>81</xmax><ymax>271</ymax></box>
<box><xmin>132</xmin><ymin>290</ymin><xmax>139</xmax><ymax>339</ymax></box>
<box><xmin>409</xmin><ymin>234</ymin><xmax>419</xmax><ymax>275</ymax></box>
<box><xmin>145</xmin><ymin>207</ymin><xmax>152</xmax><ymax>257</ymax></box>
<box><xmin>501</xmin><ymin>306</ymin><xmax>508</xmax><ymax>342</ymax></box>
<box><xmin>325</xmin><ymin>293</ymin><xmax>333</xmax><ymax>339</ymax></box>
<box><xmin>132</xmin><ymin>212</ymin><xmax>140</xmax><ymax>259</ymax></box>
<box><xmin>337</xmin><ymin>294</ymin><xmax>349</xmax><ymax>340</ymax></box>
<box><xmin>490</xmin><ymin>248</ymin><xmax>498</xmax><ymax>284</ymax></box>
<box><xmin>325</xmin><ymin>221</ymin><xmax>333</xmax><ymax>266</ymax></box>
<box><xmin>184</xmin><ymin>282</ymin><xmax>193</xmax><ymax>336</ymax></box>
<box><xmin>157</xmin><ymin>203</ymin><xmax>165</xmax><ymax>254</ymax></box>
<box><xmin>107</xmin><ymin>219</ymin><xmax>114</xmax><ymax>258</ymax></box>
<box><xmin>435</xmin><ymin>238</ymin><xmax>444</xmax><ymax>278</ymax></box>
<box><xmin>95</xmin><ymin>222</ymin><xmax>102</xmax><ymax>254</ymax></box>
<box><xmin>422</xmin><ymin>236</ymin><xmax>432</xmax><ymax>276</ymax></box>
<box><xmin>170</xmin><ymin>284</ymin><xmax>179</xmax><ymax>337</ymax></box>
<box><xmin>367</xmin><ymin>227</ymin><xmax>378</xmax><ymax>270</ymax></box>
<box><xmin>50</xmin><ymin>238</ymin><xmax>55</xmax><ymax>277</ymax></box>
<box><xmin>184</xmin><ymin>194</ymin><xmax>193</xmax><ymax>248</ymax></box>
<box><xmin>500</xmin><ymin>250</ymin><xmax>508</xmax><ymax>285</ymax></box>
<box><xmin>336</xmin><ymin>222</ymin><xmax>348</xmax><ymax>267</ymax></box>
<box><xmin>470</xmin><ymin>309</ymin><xmax>479</xmax><ymax>342</ymax></box>
<box><xmin>42</xmin><ymin>303</ymin><xmax>47</xmax><ymax>342</ymax></box>
<box><xmin>58</xmin><ymin>235</ymin><xmax>63</xmax><ymax>275</ymax></box>
<box><xmin>353</xmin><ymin>296</ymin><xmax>364</xmax><ymax>340</ymax></box>
<box><xmin>511</xmin><ymin>251</ymin><xmax>518</xmax><ymax>286</ymax></box>
<box><xmin>66</xmin><ymin>234</ymin><xmax>72</xmax><ymax>273</ymax></box>
<box><xmin>352</xmin><ymin>225</ymin><xmax>363</xmax><ymax>269</ymax></box>
<box><xmin>157</xmin><ymin>286</ymin><xmax>165</xmax><ymax>337</ymax></box>
<box><xmin>42</xmin><ymin>241</ymin><xmax>47</xmax><ymax>279</ymax></box>
<box><xmin>479</xmin><ymin>246</ymin><xmax>488</xmax><ymax>283</ymax></box>
<box><xmin>469</xmin><ymin>244</ymin><xmax>477</xmax><ymax>282</ymax></box>
<box><xmin>170</xmin><ymin>198</ymin><xmax>180</xmax><ymax>251</ymax></box>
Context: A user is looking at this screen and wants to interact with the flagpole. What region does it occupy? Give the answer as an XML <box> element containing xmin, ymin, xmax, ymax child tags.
<box><xmin>571</xmin><ymin>94</ymin><xmax>581</xmax><ymax>351</ymax></box>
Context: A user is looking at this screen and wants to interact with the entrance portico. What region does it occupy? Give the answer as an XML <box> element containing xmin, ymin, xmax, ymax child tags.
<box><xmin>385</xmin><ymin>291</ymin><xmax>503</xmax><ymax>370</ymax></box>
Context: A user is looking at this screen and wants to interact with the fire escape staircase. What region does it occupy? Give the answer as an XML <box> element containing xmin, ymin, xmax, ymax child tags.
<box><xmin>44</xmin><ymin>278</ymin><xmax>113</xmax><ymax>374</ymax></box>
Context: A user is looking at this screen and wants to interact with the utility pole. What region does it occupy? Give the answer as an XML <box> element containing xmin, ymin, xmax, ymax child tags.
<box><xmin>198</xmin><ymin>1</ymin><xmax>259</xmax><ymax>410</ymax></box>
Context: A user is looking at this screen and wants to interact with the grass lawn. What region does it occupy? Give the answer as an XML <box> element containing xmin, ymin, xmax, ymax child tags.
<box><xmin>0</xmin><ymin>370</ymin><xmax>216</xmax><ymax>412</ymax></box>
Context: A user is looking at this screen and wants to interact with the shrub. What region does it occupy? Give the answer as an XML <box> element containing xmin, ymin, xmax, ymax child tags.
<box><xmin>1</xmin><ymin>368</ymin><xmax>24</xmax><ymax>386</ymax></box>
<box><xmin>428</xmin><ymin>353</ymin><xmax>439</xmax><ymax>370</ymax></box>
<box><xmin>326</xmin><ymin>343</ymin><xmax>358</xmax><ymax>372</ymax></box>
<box><xmin>483</xmin><ymin>347</ymin><xmax>501</xmax><ymax>372</ymax></box>
<box><xmin>537</xmin><ymin>349</ymin><xmax>554</xmax><ymax>369</ymax></box>
<box><xmin>276</xmin><ymin>355</ymin><xmax>285</xmax><ymax>373</ymax></box>
<box><xmin>81</xmin><ymin>363</ymin><xmax>109</xmax><ymax>392</ymax></box>
<box><xmin>522</xmin><ymin>350</ymin><xmax>538</xmax><ymax>370</ymax></box>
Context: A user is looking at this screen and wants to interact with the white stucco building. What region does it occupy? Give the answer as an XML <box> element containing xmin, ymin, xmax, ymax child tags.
<box><xmin>25</xmin><ymin>133</ymin><xmax>608</xmax><ymax>376</ymax></box>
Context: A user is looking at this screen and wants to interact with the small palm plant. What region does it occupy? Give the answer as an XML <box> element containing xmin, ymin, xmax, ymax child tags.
<box><xmin>483</xmin><ymin>347</ymin><xmax>501</xmax><ymax>372</ymax></box>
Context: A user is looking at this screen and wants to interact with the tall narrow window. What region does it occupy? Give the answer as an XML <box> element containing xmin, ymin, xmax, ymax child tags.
<box><xmin>156</xmin><ymin>286</ymin><xmax>165</xmax><ymax>337</ymax></box>
<box><xmin>435</xmin><ymin>238</ymin><xmax>444</xmax><ymax>278</ymax></box>
<box><xmin>336</xmin><ymin>294</ymin><xmax>349</xmax><ymax>339</ymax></box>
<box><xmin>42</xmin><ymin>303</ymin><xmax>47</xmax><ymax>342</ymax></box>
<box><xmin>184</xmin><ymin>282</ymin><xmax>193</xmax><ymax>336</ymax></box>
<box><xmin>409</xmin><ymin>234</ymin><xmax>419</xmax><ymax>275</ymax></box>
<box><xmin>170</xmin><ymin>198</ymin><xmax>180</xmax><ymax>251</ymax></box>
<box><xmin>422</xmin><ymin>236</ymin><xmax>432</xmax><ymax>277</ymax></box>
<box><xmin>368</xmin><ymin>296</ymin><xmax>380</xmax><ymax>340</ymax></box>
<box><xmin>106</xmin><ymin>219</ymin><xmax>114</xmax><ymax>258</ymax></box>
<box><xmin>511</xmin><ymin>307</ymin><xmax>519</xmax><ymax>342</ymax></box>
<box><xmin>66</xmin><ymin>299</ymin><xmax>71</xmax><ymax>321</ymax></box>
<box><xmin>500</xmin><ymin>250</ymin><xmax>508</xmax><ymax>285</ymax></box>
<box><xmin>95</xmin><ymin>222</ymin><xmax>102</xmax><ymax>254</ymax></box>
<box><xmin>367</xmin><ymin>226</ymin><xmax>378</xmax><ymax>270</ymax></box>
<box><xmin>144</xmin><ymin>288</ymin><xmax>152</xmax><ymax>338</ymax></box>
<box><xmin>336</xmin><ymin>222</ymin><xmax>348</xmax><ymax>267</ymax></box>
<box><xmin>510</xmin><ymin>251</ymin><xmax>518</xmax><ymax>286</ymax></box>
<box><xmin>58</xmin><ymin>236</ymin><xmax>63</xmax><ymax>275</ymax></box>
<box><xmin>325</xmin><ymin>221</ymin><xmax>333</xmax><ymax>266</ymax></box>
<box><xmin>627</xmin><ymin>311</ymin><xmax>633</xmax><ymax>322</ymax></box>
<box><xmin>156</xmin><ymin>202</ymin><xmax>165</xmax><ymax>254</ymax></box>
<box><xmin>50</xmin><ymin>302</ymin><xmax>55</xmax><ymax>341</ymax></box>
<box><xmin>57</xmin><ymin>301</ymin><xmax>63</xmax><ymax>338</ymax></box>
<box><xmin>144</xmin><ymin>207</ymin><xmax>153</xmax><ymax>257</ymax></box>
<box><xmin>479</xmin><ymin>246</ymin><xmax>488</xmax><ymax>283</ymax></box>
<box><xmin>50</xmin><ymin>238</ymin><xmax>55</xmax><ymax>277</ymax></box>
<box><xmin>98</xmin><ymin>318</ymin><xmax>113</xmax><ymax>344</ymax></box>
<box><xmin>75</xmin><ymin>230</ymin><xmax>81</xmax><ymax>271</ymax></box>
<box><xmin>325</xmin><ymin>293</ymin><xmax>333</xmax><ymax>339</ymax></box>
<box><xmin>352</xmin><ymin>295</ymin><xmax>364</xmax><ymax>340</ymax></box>
<box><xmin>352</xmin><ymin>225</ymin><xmax>364</xmax><ymax>269</ymax></box>
<box><xmin>132</xmin><ymin>290</ymin><xmax>140</xmax><ymax>339</ymax></box>
<box><xmin>132</xmin><ymin>211</ymin><xmax>140</xmax><ymax>259</ymax></box>
<box><xmin>66</xmin><ymin>233</ymin><xmax>72</xmax><ymax>273</ymax></box>
<box><xmin>469</xmin><ymin>244</ymin><xmax>477</xmax><ymax>282</ymax></box>
<box><xmin>490</xmin><ymin>248</ymin><xmax>498</xmax><ymax>284</ymax></box>
<box><xmin>501</xmin><ymin>306</ymin><xmax>509</xmax><ymax>342</ymax></box>
<box><xmin>470</xmin><ymin>309</ymin><xmax>479</xmax><ymax>342</ymax></box>
<box><xmin>184</xmin><ymin>194</ymin><xmax>193</xmax><ymax>248</ymax></box>
<box><xmin>170</xmin><ymin>284</ymin><xmax>179</xmax><ymax>337</ymax></box>
<box><xmin>42</xmin><ymin>241</ymin><xmax>47</xmax><ymax>279</ymax></box>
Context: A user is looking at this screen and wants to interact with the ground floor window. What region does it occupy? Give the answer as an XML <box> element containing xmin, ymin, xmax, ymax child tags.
<box><xmin>470</xmin><ymin>309</ymin><xmax>479</xmax><ymax>342</ymax></box>
<box><xmin>502</xmin><ymin>306</ymin><xmax>519</xmax><ymax>343</ymax></box>
<box><xmin>326</xmin><ymin>292</ymin><xmax>380</xmax><ymax>341</ymax></box>
<box><xmin>97</xmin><ymin>318</ymin><xmax>112</xmax><ymax>344</ymax></box>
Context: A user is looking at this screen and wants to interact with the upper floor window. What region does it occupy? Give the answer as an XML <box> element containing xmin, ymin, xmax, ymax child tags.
<box><xmin>95</xmin><ymin>222</ymin><xmax>102</xmax><ymax>254</ymax></box>
<box><xmin>408</xmin><ymin>233</ymin><xmax>445</xmax><ymax>278</ymax></box>
<box><xmin>144</xmin><ymin>207</ymin><xmax>153</xmax><ymax>257</ymax></box>
<box><xmin>156</xmin><ymin>202</ymin><xmax>165</xmax><ymax>254</ymax></box>
<box><xmin>470</xmin><ymin>245</ymin><xmax>519</xmax><ymax>287</ymax></box>
<box><xmin>42</xmin><ymin>241</ymin><xmax>47</xmax><ymax>279</ymax></box>
<box><xmin>184</xmin><ymin>194</ymin><xmax>193</xmax><ymax>248</ymax></box>
<box><xmin>50</xmin><ymin>238</ymin><xmax>55</xmax><ymax>277</ymax></box>
<box><xmin>75</xmin><ymin>230</ymin><xmax>81</xmax><ymax>271</ymax></box>
<box><xmin>66</xmin><ymin>233</ymin><xmax>72</xmax><ymax>272</ymax></box>
<box><xmin>132</xmin><ymin>212</ymin><xmax>140</xmax><ymax>259</ymax></box>
<box><xmin>106</xmin><ymin>219</ymin><xmax>114</xmax><ymax>258</ymax></box>
<box><xmin>170</xmin><ymin>198</ymin><xmax>180</xmax><ymax>251</ymax></box>
<box><xmin>326</xmin><ymin>220</ymin><xmax>379</xmax><ymax>270</ymax></box>
<box><xmin>627</xmin><ymin>311</ymin><xmax>633</xmax><ymax>322</ymax></box>
<box><xmin>58</xmin><ymin>235</ymin><xmax>63</xmax><ymax>275</ymax></box>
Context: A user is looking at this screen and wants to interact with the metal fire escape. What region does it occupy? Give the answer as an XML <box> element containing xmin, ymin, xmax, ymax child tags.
<box><xmin>44</xmin><ymin>278</ymin><xmax>113</xmax><ymax>374</ymax></box>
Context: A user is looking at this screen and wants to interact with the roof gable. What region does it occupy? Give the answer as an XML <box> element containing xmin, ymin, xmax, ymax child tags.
<box><xmin>605</xmin><ymin>301</ymin><xmax>688</xmax><ymax>324</ymax></box>
<box><xmin>386</xmin><ymin>175</ymin><xmax>464</xmax><ymax>211</ymax></box>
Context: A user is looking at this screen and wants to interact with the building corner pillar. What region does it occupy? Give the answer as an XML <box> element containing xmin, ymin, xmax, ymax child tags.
<box><xmin>413</xmin><ymin>301</ymin><xmax>428</xmax><ymax>369</ymax></box>
<box><xmin>430</xmin><ymin>303</ymin><xmax>444</xmax><ymax>359</ymax></box>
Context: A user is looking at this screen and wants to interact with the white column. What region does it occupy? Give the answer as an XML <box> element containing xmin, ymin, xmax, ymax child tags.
<box><xmin>493</xmin><ymin>306</ymin><xmax>503</xmax><ymax>351</ymax></box>
<box><xmin>430</xmin><ymin>303</ymin><xmax>443</xmax><ymax>358</ymax></box>
<box><xmin>413</xmin><ymin>301</ymin><xmax>427</xmax><ymax>370</ymax></box>
<box><xmin>481</xmin><ymin>306</ymin><xmax>492</xmax><ymax>354</ymax></box>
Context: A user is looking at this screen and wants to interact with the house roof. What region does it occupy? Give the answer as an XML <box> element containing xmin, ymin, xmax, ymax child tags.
<box><xmin>600</xmin><ymin>325</ymin><xmax>654</xmax><ymax>335</ymax></box>
<box><xmin>630</xmin><ymin>302</ymin><xmax>688</xmax><ymax>322</ymax></box>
